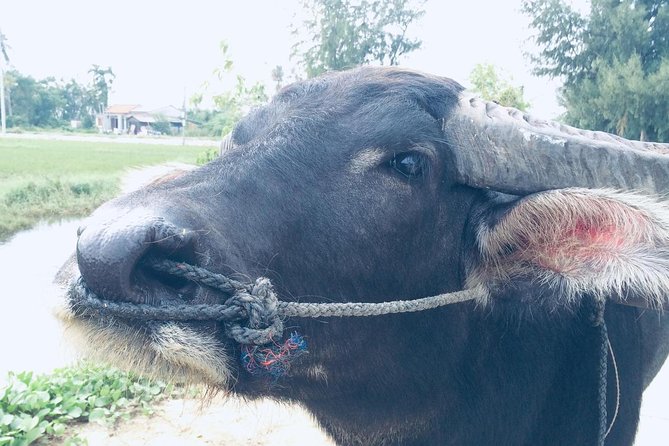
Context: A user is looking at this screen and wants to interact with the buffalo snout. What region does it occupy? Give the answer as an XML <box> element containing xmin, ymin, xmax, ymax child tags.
<box><xmin>76</xmin><ymin>209</ymin><xmax>199</xmax><ymax>305</ymax></box>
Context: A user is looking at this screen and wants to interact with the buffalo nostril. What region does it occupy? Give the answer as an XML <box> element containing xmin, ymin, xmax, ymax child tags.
<box><xmin>76</xmin><ymin>212</ymin><xmax>198</xmax><ymax>304</ymax></box>
<box><xmin>135</xmin><ymin>239</ymin><xmax>199</xmax><ymax>301</ymax></box>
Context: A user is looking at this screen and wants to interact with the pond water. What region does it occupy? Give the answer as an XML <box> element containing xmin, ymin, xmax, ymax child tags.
<box><xmin>0</xmin><ymin>220</ymin><xmax>666</xmax><ymax>443</ymax></box>
<box><xmin>0</xmin><ymin>220</ymin><xmax>82</xmax><ymax>380</ymax></box>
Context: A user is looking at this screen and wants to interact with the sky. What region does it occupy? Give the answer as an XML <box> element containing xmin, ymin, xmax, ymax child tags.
<box><xmin>1</xmin><ymin>0</ymin><xmax>589</xmax><ymax>119</ymax></box>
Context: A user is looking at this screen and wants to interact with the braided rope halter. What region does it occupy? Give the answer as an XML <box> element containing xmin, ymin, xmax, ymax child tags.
<box><xmin>69</xmin><ymin>258</ymin><xmax>484</xmax><ymax>380</ymax></box>
<box><xmin>70</xmin><ymin>258</ymin><xmax>484</xmax><ymax>346</ymax></box>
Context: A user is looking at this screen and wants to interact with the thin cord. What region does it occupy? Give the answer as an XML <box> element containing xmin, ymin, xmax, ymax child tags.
<box><xmin>604</xmin><ymin>338</ymin><xmax>620</xmax><ymax>439</ymax></box>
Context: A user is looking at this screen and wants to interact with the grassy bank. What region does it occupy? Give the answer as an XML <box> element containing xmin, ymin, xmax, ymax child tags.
<box><xmin>0</xmin><ymin>137</ymin><xmax>205</xmax><ymax>241</ymax></box>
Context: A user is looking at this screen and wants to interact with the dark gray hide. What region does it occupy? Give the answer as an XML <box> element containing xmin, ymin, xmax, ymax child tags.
<box><xmin>66</xmin><ymin>68</ymin><xmax>669</xmax><ymax>446</ymax></box>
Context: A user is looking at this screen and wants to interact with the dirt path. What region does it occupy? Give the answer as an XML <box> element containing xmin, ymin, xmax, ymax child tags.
<box><xmin>52</xmin><ymin>396</ymin><xmax>335</xmax><ymax>446</ymax></box>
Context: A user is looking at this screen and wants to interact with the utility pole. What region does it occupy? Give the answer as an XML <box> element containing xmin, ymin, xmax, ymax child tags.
<box><xmin>0</xmin><ymin>61</ymin><xmax>5</xmax><ymax>134</ymax></box>
<box><xmin>181</xmin><ymin>87</ymin><xmax>187</xmax><ymax>145</ymax></box>
<box><xmin>0</xmin><ymin>30</ymin><xmax>8</xmax><ymax>134</ymax></box>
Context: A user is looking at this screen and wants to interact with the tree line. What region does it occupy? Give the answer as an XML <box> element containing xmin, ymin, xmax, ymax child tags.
<box><xmin>1</xmin><ymin>0</ymin><xmax>668</xmax><ymax>142</ymax></box>
<box><xmin>0</xmin><ymin>65</ymin><xmax>114</xmax><ymax>129</ymax></box>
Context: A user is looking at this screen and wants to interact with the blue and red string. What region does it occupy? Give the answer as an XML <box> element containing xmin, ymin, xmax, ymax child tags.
<box><xmin>241</xmin><ymin>332</ymin><xmax>308</xmax><ymax>379</ymax></box>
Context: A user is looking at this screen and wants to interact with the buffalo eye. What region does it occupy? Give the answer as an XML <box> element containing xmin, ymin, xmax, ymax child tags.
<box><xmin>390</xmin><ymin>152</ymin><xmax>425</xmax><ymax>178</ymax></box>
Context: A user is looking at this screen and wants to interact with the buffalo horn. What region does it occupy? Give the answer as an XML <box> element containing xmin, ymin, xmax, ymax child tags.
<box><xmin>443</xmin><ymin>94</ymin><xmax>669</xmax><ymax>196</ymax></box>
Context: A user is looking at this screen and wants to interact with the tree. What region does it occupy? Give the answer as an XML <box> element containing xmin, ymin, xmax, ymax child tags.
<box><xmin>3</xmin><ymin>71</ymin><xmax>57</xmax><ymax>127</ymax></box>
<box><xmin>469</xmin><ymin>63</ymin><xmax>530</xmax><ymax>111</ymax></box>
<box><xmin>271</xmin><ymin>65</ymin><xmax>285</xmax><ymax>91</ymax></box>
<box><xmin>523</xmin><ymin>0</ymin><xmax>669</xmax><ymax>141</ymax></box>
<box><xmin>61</xmin><ymin>79</ymin><xmax>87</xmax><ymax>122</ymax></box>
<box><xmin>87</xmin><ymin>65</ymin><xmax>115</xmax><ymax>114</ymax></box>
<box><xmin>293</xmin><ymin>0</ymin><xmax>425</xmax><ymax>78</ymax></box>
<box><xmin>5</xmin><ymin>71</ymin><xmax>39</xmax><ymax>127</ymax></box>
<box><xmin>191</xmin><ymin>41</ymin><xmax>268</xmax><ymax>137</ymax></box>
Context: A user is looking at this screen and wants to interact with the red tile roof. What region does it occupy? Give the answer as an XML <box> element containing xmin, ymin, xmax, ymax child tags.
<box><xmin>105</xmin><ymin>104</ymin><xmax>142</xmax><ymax>114</ymax></box>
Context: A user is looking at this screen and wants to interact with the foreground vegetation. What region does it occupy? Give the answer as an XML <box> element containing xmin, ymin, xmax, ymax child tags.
<box><xmin>0</xmin><ymin>137</ymin><xmax>206</xmax><ymax>241</ymax></box>
<box><xmin>0</xmin><ymin>363</ymin><xmax>181</xmax><ymax>446</ymax></box>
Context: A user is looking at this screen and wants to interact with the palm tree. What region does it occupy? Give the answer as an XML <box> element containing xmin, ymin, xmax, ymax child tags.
<box><xmin>88</xmin><ymin>65</ymin><xmax>115</xmax><ymax>114</ymax></box>
<box><xmin>0</xmin><ymin>29</ymin><xmax>10</xmax><ymax>134</ymax></box>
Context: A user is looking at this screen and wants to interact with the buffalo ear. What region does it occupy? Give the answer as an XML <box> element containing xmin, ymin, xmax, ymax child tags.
<box><xmin>466</xmin><ymin>189</ymin><xmax>669</xmax><ymax>311</ymax></box>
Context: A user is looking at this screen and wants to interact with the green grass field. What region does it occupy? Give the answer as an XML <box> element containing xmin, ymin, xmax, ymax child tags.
<box><xmin>0</xmin><ymin>137</ymin><xmax>208</xmax><ymax>241</ymax></box>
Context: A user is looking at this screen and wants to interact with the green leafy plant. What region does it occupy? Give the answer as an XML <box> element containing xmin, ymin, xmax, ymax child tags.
<box><xmin>0</xmin><ymin>363</ymin><xmax>180</xmax><ymax>446</ymax></box>
<box><xmin>196</xmin><ymin>148</ymin><xmax>219</xmax><ymax>165</ymax></box>
<box><xmin>469</xmin><ymin>63</ymin><xmax>530</xmax><ymax>111</ymax></box>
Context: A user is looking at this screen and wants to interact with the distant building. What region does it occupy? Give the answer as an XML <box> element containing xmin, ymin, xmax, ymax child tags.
<box><xmin>97</xmin><ymin>104</ymin><xmax>184</xmax><ymax>135</ymax></box>
<box><xmin>97</xmin><ymin>104</ymin><xmax>140</xmax><ymax>133</ymax></box>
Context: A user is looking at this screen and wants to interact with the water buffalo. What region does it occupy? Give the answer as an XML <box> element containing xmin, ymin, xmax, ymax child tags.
<box><xmin>58</xmin><ymin>67</ymin><xmax>669</xmax><ymax>445</ymax></box>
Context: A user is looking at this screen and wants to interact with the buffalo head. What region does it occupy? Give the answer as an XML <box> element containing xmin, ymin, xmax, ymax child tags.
<box><xmin>58</xmin><ymin>68</ymin><xmax>669</xmax><ymax>445</ymax></box>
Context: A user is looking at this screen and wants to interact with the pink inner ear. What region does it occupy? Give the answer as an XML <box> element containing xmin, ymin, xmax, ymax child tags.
<box><xmin>498</xmin><ymin>192</ymin><xmax>653</xmax><ymax>277</ymax></box>
<box><xmin>536</xmin><ymin>219</ymin><xmax>627</xmax><ymax>274</ymax></box>
<box><xmin>570</xmin><ymin>220</ymin><xmax>627</xmax><ymax>250</ymax></box>
<box><xmin>474</xmin><ymin>190</ymin><xmax>669</xmax><ymax>307</ymax></box>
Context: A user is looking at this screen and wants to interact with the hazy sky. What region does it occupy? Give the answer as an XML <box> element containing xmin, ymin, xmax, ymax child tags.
<box><xmin>1</xmin><ymin>0</ymin><xmax>589</xmax><ymax>118</ymax></box>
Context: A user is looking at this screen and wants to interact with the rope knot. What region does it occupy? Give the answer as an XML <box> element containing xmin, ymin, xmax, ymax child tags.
<box><xmin>224</xmin><ymin>277</ymin><xmax>284</xmax><ymax>346</ymax></box>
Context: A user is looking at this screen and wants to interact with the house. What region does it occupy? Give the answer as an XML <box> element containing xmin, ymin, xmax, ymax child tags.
<box><xmin>98</xmin><ymin>104</ymin><xmax>184</xmax><ymax>135</ymax></box>
<box><xmin>97</xmin><ymin>104</ymin><xmax>141</xmax><ymax>134</ymax></box>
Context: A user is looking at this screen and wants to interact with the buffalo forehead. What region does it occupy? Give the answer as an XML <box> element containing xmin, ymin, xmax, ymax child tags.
<box><xmin>232</xmin><ymin>68</ymin><xmax>463</xmax><ymax>155</ymax></box>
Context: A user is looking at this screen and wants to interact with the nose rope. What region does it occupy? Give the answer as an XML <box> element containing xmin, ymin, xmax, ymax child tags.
<box><xmin>69</xmin><ymin>258</ymin><xmax>485</xmax><ymax>346</ymax></box>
